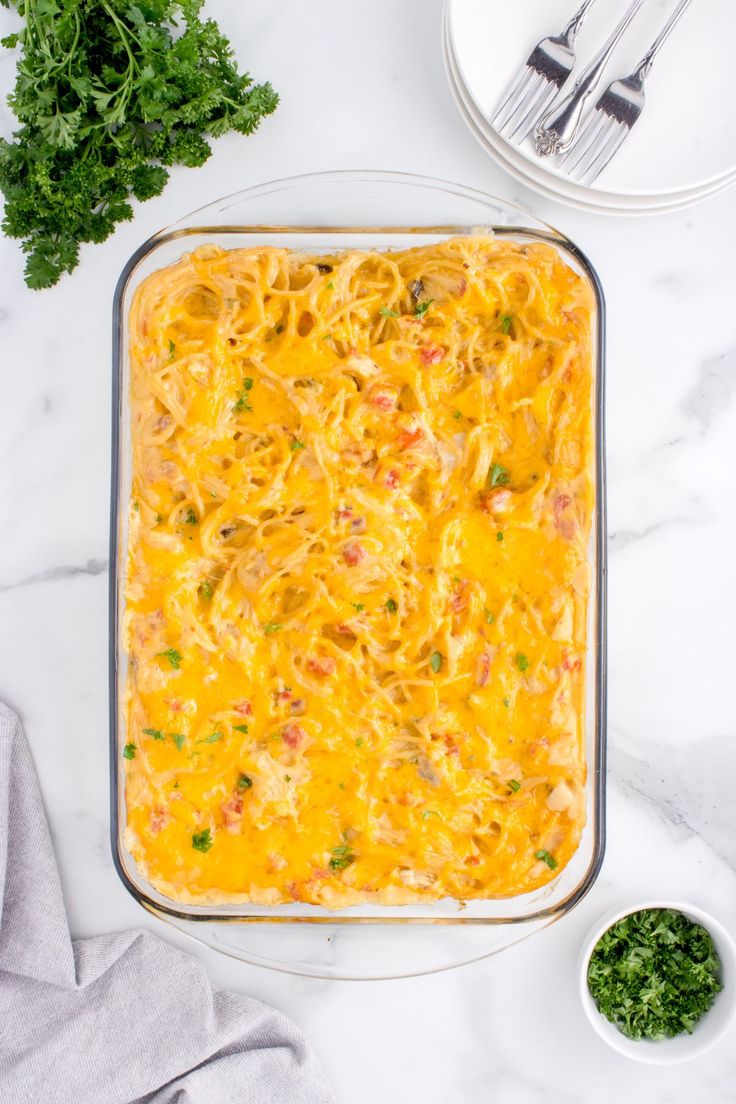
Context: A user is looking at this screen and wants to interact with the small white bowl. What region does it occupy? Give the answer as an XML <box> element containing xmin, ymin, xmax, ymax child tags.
<box><xmin>578</xmin><ymin>901</ymin><xmax>736</xmax><ymax>1064</ymax></box>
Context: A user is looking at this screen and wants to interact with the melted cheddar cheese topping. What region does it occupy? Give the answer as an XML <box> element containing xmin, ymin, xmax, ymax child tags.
<box><xmin>124</xmin><ymin>237</ymin><xmax>594</xmax><ymax>907</ymax></box>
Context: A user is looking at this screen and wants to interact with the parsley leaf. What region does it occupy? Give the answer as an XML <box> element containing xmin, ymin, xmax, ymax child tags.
<box><xmin>496</xmin><ymin>531</ymin><xmax>504</xmax><ymax>543</ymax></box>
<box><xmin>515</xmin><ymin>653</ymin><xmax>529</xmax><ymax>673</ymax></box>
<box><xmin>233</xmin><ymin>723</ymin><xmax>249</xmax><ymax>734</ymax></box>
<box><xmin>192</xmin><ymin>829</ymin><xmax>213</xmax><ymax>853</ymax></box>
<box><xmin>508</xmin><ymin>779</ymin><xmax>521</xmax><ymax>793</ymax></box>
<box><xmin>233</xmin><ymin>378</ymin><xmax>253</xmax><ymax>413</ymax></box>
<box><xmin>199</xmin><ymin>580</ymin><xmax>213</xmax><ymax>601</ymax></box>
<box><xmin>171</xmin><ymin>733</ymin><xmax>186</xmax><ymax>751</ymax></box>
<box><xmin>484</xmin><ymin>609</ymin><xmax>495</xmax><ymax>625</ymax></box>
<box><xmin>351</xmin><ymin>602</ymin><xmax>365</xmax><ymax>612</ymax></box>
<box><xmin>534</xmin><ymin>849</ymin><xmax>558</xmax><ymax>870</ymax></box>
<box><xmin>329</xmin><ymin>842</ymin><xmax>356</xmax><ymax>870</ymax></box>
<box><xmin>385</xmin><ymin>597</ymin><xmax>398</xmax><ymax>614</ymax></box>
<box><xmin>184</xmin><ymin>507</ymin><xmax>197</xmax><ymax>525</ymax></box>
<box><xmin>158</xmin><ymin>648</ymin><xmax>182</xmax><ymax>670</ymax></box>
<box><xmin>237</xmin><ymin>772</ymin><xmax>253</xmax><ymax>790</ymax></box>
<box><xmin>123</xmin><ymin>743</ymin><xmax>136</xmax><ymax>760</ymax></box>
<box><xmin>263</xmin><ymin>621</ymin><xmax>283</xmax><ymax>635</ymax></box>
<box><xmin>143</xmin><ymin>728</ymin><xmax>165</xmax><ymax>741</ymax></box>
<box><xmin>488</xmin><ymin>463</ymin><xmax>510</xmax><ymax>488</ymax></box>
<box><xmin>0</xmin><ymin>2</ymin><xmax>278</xmax><ymax>289</ymax></box>
<box><xmin>414</xmin><ymin>299</ymin><xmax>433</xmax><ymax>318</ymax></box>
<box><xmin>500</xmin><ymin>314</ymin><xmax>513</xmax><ymax>335</ymax></box>
<box><xmin>167</xmin><ymin>339</ymin><xmax>176</xmax><ymax>360</ymax></box>
<box><xmin>453</xmin><ymin>409</ymin><xmax>463</xmax><ymax>420</ymax></box>
<box><xmin>290</xmin><ymin>440</ymin><xmax>305</xmax><ymax>451</ymax></box>
<box><xmin>379</xmin><ymin>307</ymin><xmax>399</xmax><ymax>317</ymax></box>
<box><xmin>430</xmin><ymin>650</ymin><xmax>443</xmax><ymax>674</ymax></box>
<box><xmin>587</xmin><ymin>909</ymin><xmax>722</xmax><ymax>1041</ymax></box>
<box><xmin>198</xmin><ymin>731</ymin><xmax>223</xmax><ymax>745</ymax></box>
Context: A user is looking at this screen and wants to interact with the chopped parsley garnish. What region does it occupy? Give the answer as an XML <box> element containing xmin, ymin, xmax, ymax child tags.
<box><xmin>199</xmin><ymin>580</ymin><xmax>213</xmax><ymax>601</ymax></box>
<box><xmin>379</xmin><ymin>307</ymin><xmax>399</xmax><ymax>317</ymax></box>
<box><xmin>290</xmin><ymin>440</ymin><xmax>305</xmax><ymax>451</ymax></box>
<box><xmin>263</xmin><ymin>621</ymin><xmax>283</xmax><ymax>635</ymax></box>
<box><xmin>143</xmin><ymin>728</ymin><xmax>165</xmax><ymax>741</ymax></box>
<box><xmin>192</xmin><ymin>829</ymin><xmax>213</xmax><ymax>853</ymax></box>
<box><xmin>488</xmin><ymin>463</ymin><xmax>510</xmax><ymax>488</ymax></box>
<box><xmin>422</xmin><ymin>809</ymin><xmax>440</xmax><ymax>820</ymax></box>
<box><xmin>132</xmin><ymin>500</ymin><xmax>139</xmax><ymax>512</ymax></box>
<box><xmin>508</xmin><ymin>779</ymin><xmax>521</xmax><ymax>793</ymax></box>
<box><xmin>414</xmin><ymin>299</ymin><xmax>433</xmax><ymax>318</ymax></box>
<box><xmin>496</xmin><ymin>531</ymin><xmax>504</xmax><ymax>542</ymax></box>
<box><xmin>500</xmin><ymin>314</ymin><xmax>513</xmax><ymax>335</ymax></box>
<box><xmin>329</xmin><ymin>842</ymin><xmax>356</xmax><ymax>870</ymax></box>
<box><xmin>171</xmin><ymin>733</ymin><xmax>186</xmax><ymax>751</ymax></box>
<box><xmin>184</xmin><ymin>507</ymin><xmax>197</xmax><ymax>525</ymax></box>
<box><xmin>155</xmin><ymin>513</ymin><xmax>163</xmax><ymax>525</ymax></box>
<box><xmin>484</xmin><ymin>609</ymin><xmax>495</xmax><ymax>625</ymax></box>
<box><xmin>237</xmin><ymin>772</ymin><xmax>253</xmax><ymax>790</ymax></box>
<box><xmin>158</xmin><ymin>648</ymin><xmax>182</xmax><ymax>670</ymax></box>
<box><xmin>453</xmin><ymin>409</ymin><xmax>462</xmax><ymax>420</ymax></box>
<box><xmin>587</xmin><ymin>909</ymin><xmax>722</xmax><ymax>1041</ymax></box>
<box><xmin>167</xmin><ymin>339</ymin><xmax>176</xmax><ymax>360</ymax></box>
<box><xmin>326</xmin><ymin>281</ymin><xmax>334</xmax><ymax>290</ymax></box>
<box><xmin>535</xmin><ymin>849</ymin><xmax>558</xmax><ymax>870</ymax></box>
<box><xmin>233</xmin><ymin>377</ymin><xmax>253</xmax><ymax>413</ymax></box>
<box><xmin>198</xmin><ymin>731</ymin><xmax>223</xmax><ymax>744</ymax></box>
<box><xmin>430</xmin><ymin>650</ymin><xmax>443</xmax><ymax>674</ymax></box>
<box><xmin>351</xmin><ymin>602</ymin><xmax>365</xmax><ymax>612</ymax></box>
<box><xmin>515</xmin><ymin>653</ymin><xmax>529</xmax><ymax>672</ymax></box>
<box><xmin>233</xmin><ymin>723</ymin><xmax>249</xmax><ymax>734</ymax></box>
<box><xmin>123</xmin><ymin>743</ymin><xmax>136</xmax><ymax>760</ymax></box>
<box><xmin>502</xmin><ymin>696</ymin><xmax>510</xmax><ymax>708</ymax></box>
<box><xmin>385</xmin><ymin>597</ymin><xmax>398</xmax><ymax>614</ymax></box>
<box><xmin>355</xmin><ymin>737</ymin><xmax>364</xmax><ymax>748</ymax></box>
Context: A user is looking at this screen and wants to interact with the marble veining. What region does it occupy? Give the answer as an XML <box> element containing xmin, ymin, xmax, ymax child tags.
<box><xmin>1</xmin><ymin>0</ymin><xmax>735</xmax><ymax>1100</ymax></box>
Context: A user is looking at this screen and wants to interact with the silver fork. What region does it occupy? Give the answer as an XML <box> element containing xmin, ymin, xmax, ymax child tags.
<box><xmin>559</xmin><ymin>0</ymin><xmax>696</xmax><ymax>184</ymax></box>
<box><xmin>491</xmin><ymin>0</ymin><xmax>599</xmax><ymax>143</ymax></box>
<box><xmin>533</xmin><ymin>0</ymin><xmax>646</xmax><ymax>157</ymax></box>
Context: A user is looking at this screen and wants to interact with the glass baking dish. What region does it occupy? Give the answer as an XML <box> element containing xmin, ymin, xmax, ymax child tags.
<box><xmin>110</xmin><ymin>172</ymin><xmax>606</xmax><ymax>976</ymax></box>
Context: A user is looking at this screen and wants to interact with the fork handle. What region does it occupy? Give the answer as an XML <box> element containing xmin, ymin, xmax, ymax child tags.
<box><xmin>535</xmin><ymin>0</ymin><xmax>646</xmax><ymax>155</ymax></box>
<box><xmin>561</xmin><ymin>0</ymin><xmax>599</xmax><ymax>43</ymax></box>
<box><xmin>633</xmin><ymin>0</ymin><xmax>695</xmax><ymax>84</ymax></box>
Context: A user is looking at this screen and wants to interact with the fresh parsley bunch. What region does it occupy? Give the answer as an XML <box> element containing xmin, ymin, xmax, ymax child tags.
<box><xmin>587</xmin><ymin>908</ymin><xmax>723</xmax><ymax>1040</ymax></box>
<box><xmin>0</xmin><ymin>0</ymin><xmax>278</xmax><ymax>288</ymax></box>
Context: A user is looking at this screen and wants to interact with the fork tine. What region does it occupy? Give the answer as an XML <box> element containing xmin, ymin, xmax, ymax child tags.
<box><xmin>508</xmin><ymin>79</ymin><xmax>559</xmax><ymax>142</ymax></box>
<box><xmin>492</xmin><ymin>67</ymin><xmax>536</xmax><ymax>132</ymax></box>
<box><xmin>580</xmin><ymin>122</ymin><xmax>629</xmax><ymax>184</ymax></box>
<box><xmin>500</xmin><ymin>72</ymin><xmax>548</xmax><ymax>139</ymax></box>
<box><xmin>558</xmin><ymin>110</ymin><xmax>608</xmax><ymax>175</ymax></box>
<box><xmin>571</xmin><ymin>116</ymin><xmax>621</xmax><ymax>181</ymax></box>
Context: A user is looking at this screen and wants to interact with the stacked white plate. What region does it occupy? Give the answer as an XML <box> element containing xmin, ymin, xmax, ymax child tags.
<box><xmin>444</xmin><ymin>0</ymin><xmax>736</xmax><ymax>215</ymax></box>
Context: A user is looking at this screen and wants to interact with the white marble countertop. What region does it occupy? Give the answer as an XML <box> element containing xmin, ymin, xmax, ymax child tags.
<box><xmin>1</xmin><ymin>1</ymin><xmax>735</xmax><ymax>1100</ymax></box>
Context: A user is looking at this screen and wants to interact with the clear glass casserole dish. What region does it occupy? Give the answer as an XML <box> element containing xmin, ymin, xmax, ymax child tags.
<box><xmin>110</xmin><ymin>171</ymin><xmax>607</xmax><ymax>977</ymax></box>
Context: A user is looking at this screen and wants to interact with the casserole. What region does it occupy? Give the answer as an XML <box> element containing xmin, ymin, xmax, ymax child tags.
<box><xmin>110</xmin><ymin>173</ymin><xmax>606</xmax><ymax>963</ymax></box>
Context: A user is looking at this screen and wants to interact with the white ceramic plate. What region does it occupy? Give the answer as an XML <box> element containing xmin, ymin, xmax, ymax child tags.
<box><xmin>443</xmin><ymin>10</ymin><xmax>736</xmax><ymax>215</ymax></box>
<box><xmin>447</xmin><ymin>0</ymin><xmax>736</xmax><ymax>200</ymax></box>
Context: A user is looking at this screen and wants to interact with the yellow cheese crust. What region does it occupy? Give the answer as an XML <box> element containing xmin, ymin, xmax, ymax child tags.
<box><xmin>123</xmin><ymin>236</ymin><xmax>594</xmax><ymax>908</ymax></box>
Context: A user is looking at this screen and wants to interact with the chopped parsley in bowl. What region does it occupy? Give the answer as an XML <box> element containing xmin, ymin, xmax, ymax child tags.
<box><xmin>587</xmin><ymin>908</ymin><xmax>721</xmax><ymax>1040</ymax></box>
<box><xmin>579</xmin><ymin>901</ymin><xmax>736</xmax><ymax>1063</ymax></box>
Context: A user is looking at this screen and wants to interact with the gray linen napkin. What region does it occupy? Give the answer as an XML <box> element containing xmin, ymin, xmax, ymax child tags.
<box><xmin>0</xmin><ymin>703</ymin><xmax>336</xmax><ymax>1104</ymax></box>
